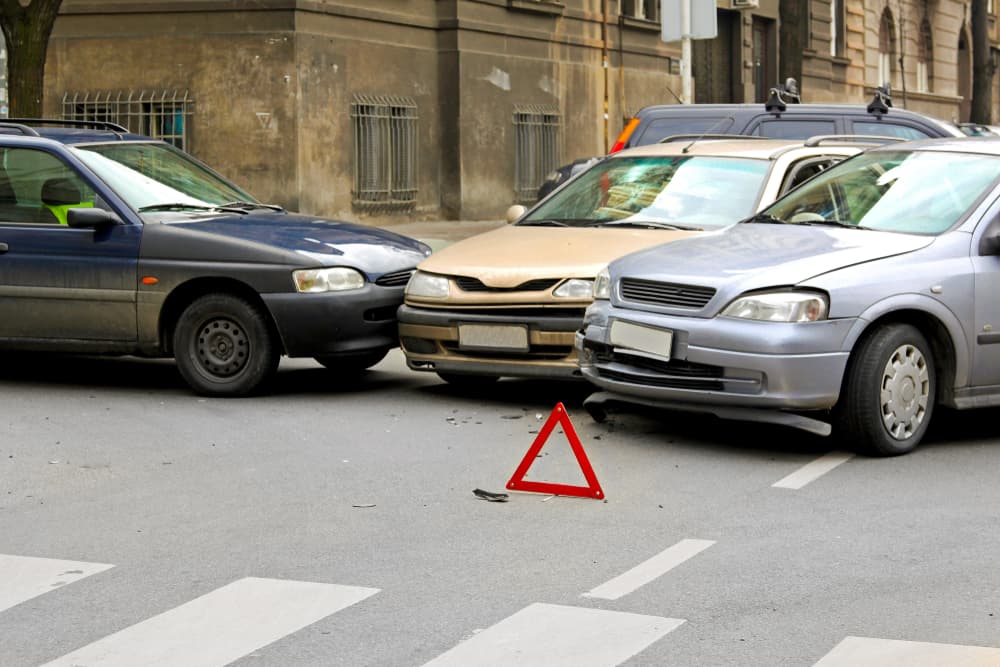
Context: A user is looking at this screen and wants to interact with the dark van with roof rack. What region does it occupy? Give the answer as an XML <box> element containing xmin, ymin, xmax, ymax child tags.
<box><xmin>537</xmin><ymin>83</ymin><xmax>965</xmax><ymax>200</ymax></box>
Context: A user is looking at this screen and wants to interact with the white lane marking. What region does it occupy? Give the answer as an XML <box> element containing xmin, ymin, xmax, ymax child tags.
<box><xmin>772</xmin><ymin>451</ymin><xmax>854</xmax><ymax>490</ymax></box>
<box><xmin>41</xmin><ymin>577</ymin><xmax>379</xmax><ymax>667</ymax></box>
<box><xmin>813</xmin><ymin>635</ymin><xmax>1000</xmax><ymax>666</ymax></box>
<box><xmin>582</xmin><ymin>539</ymin><xmax>715</xmax><ymax>601</ymax></box>
<box><xmin>0</xmin><ymin>554</ymin><xmax>114</xmax><ymax>613</ymax></box>
<box><xmin>421</xmin><ymin>602</ymin><xmax>683</xmax><ymax>667</ymax></box>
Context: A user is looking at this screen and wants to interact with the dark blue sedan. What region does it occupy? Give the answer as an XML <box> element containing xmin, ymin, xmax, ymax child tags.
<box><xmin>0</xmin><ymin>119</ymin><xmax>431</xmax><ymax>396</ymax></box>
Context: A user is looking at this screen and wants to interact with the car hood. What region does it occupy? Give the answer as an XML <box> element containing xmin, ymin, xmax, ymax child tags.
<box><xmin>610</xmin><ymin>222</ymin><xmax>935</xmax><ymax>298</ymax></box>
<box><xmin>163</xmin><ymin>211</ymin><xmax>431</xmax><ymax>271</ymax></box>
<box><xmin>417</xmin><ymin>224</ymin><xmax>702</xmax><ymax>286</ymax></box>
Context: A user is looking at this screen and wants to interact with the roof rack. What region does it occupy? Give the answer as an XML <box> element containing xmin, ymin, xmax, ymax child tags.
<box><xmin>765</xmin><ymin>77</ymin><xmax>801</xmax><ymax>113</ymax></box>
<box><xmin>804</xmin><ymin>134</ymin><xmax>906</xmax><ymax>147</ymax></box>
<box><xmin>659</xmin><ymin>133</ymin><xmax>767</xmax><ymax>143</ymax></box>
<box><xmin>2</xmin><ymin>118</ymin><xmax>131</xmax><ymax>133</ymax></box>
<box><xmin>866</xmin><ymin>85</ymin><xmax>893</xmax><ymax>116</ymax></box>
<box><xmin>0</xmin><ymin>122</ymin><xmax>41</xmax><ymax>137</ymax></box>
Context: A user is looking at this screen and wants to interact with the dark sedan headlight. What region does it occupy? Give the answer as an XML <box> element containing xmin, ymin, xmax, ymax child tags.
<box><xmin>292</xmin><ymin>267</ymin><xmax>365</xmax><ymax>293</ymax></box>
<box><xmin>721</xmin><ymin>291</ymin><xmax>828</xmax><ymax>322</ymax></box>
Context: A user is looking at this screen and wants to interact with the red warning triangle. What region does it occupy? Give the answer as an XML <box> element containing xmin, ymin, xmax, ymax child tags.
<box><xmin>506</xmin><ymin>402</ymin><xmax>604</xmax><ymax>499</ymax></box>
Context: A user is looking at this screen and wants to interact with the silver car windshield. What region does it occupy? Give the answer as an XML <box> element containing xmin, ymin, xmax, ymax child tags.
<box><xmin>522</xmin><ymin>155</ymin><xmax>770</xmax><ymax>230</ymax></box>
<box><xmin>765</xmin><ymin>150</ymin><xmax>1000</xmax><ymax>234</ymax></box>
<box><xmin>72</xmin><ymin>142</ymin><xmax>255</xmax><ymax>211</ymax></box>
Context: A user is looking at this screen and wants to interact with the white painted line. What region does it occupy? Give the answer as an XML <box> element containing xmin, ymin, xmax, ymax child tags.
<box><xmin>421</xmin><ymin>602</ymin><xmax>683</xmax><ymax>667</ymax></box>
<box><xmin>813</xmin><ymin>635</ymin><xmax>1000</xmax><ymax>666</ymax></box>
<box><xmin>0</xmin><ymin>554</ymin><xmax>114</xmax><ymax>613</ymax></box>
<box><xmin>772</xmin><ymin>451</ymin><xmax>854</xmax><ymax>490</ymax></box>
<box><xmin>582</xmin><ymin>539</ymin><xmax>715</xmax><ymax>601</ymax></box>
<box><xmin>41</xmin><ymin>577</ymin><xmax>379</xmax><ymax>667</ymax></box>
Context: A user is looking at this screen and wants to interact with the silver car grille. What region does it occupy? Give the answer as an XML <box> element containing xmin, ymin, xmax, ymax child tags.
<box><xmin>620</xmin><ymin>278</ymin><xmax>715</xmax><ymax>309</ymax></box>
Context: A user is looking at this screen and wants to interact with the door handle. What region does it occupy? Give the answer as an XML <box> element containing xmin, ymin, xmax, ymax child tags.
<box><xmin>0</xmin><ymin>243</ymin><xmax>7</xmax><ymax>253</ymax></box>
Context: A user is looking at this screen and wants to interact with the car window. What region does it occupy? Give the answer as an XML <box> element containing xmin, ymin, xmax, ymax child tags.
<box><xmin>0</xmin><ymin>148</ymin><xmax>96</xmax><ymax>224</ymax></box>
<box><xmin>750</xmin><ymin>119</ymin><xmax>837</xmax><ymax>139</ymax></box>
<box><xmin>522</xmin><ymin>155</ymin><xmax>770</xmax><ymax>229</ymax></box>
<box><xmin>766</xmin><ymin>150</ymin><xmax>1000</xmax><ymax>234</ymax></box>
<box><xmin>852</xmin><ymin>121</ymin><xmax>931</xmax><ymax>140</ymax></box>
<box><xmin>778</xmin><ymin>157</ymin><xmax>842</xmax><ymax>195</ymax></box>
<box><xmin>633</xmin><ymin>117</ymin><xmax>735</xmax><ymax>146</ymax></box>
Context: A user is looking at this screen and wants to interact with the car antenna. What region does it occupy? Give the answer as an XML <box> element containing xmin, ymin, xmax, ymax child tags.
<box><xmin>682</xmin><ymin>115</ymin><xmax>737</xmax><ymax>154</ymax></box>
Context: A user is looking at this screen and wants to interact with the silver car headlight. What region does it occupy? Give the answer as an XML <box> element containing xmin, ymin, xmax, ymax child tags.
<box><xmin>292</xmin><ymin>267</ymin><xmax>365</xmax><ymax>293</ymax></box>
<box><xmin>405</xmin><ymin>270</ymin><xmax>450</xmax><ymax>298</ymax></box>
<box><xmin>721</xmin><ymin>291</ymin><xmax>828</xmax><ymax>322</ymax></box>
<box><xmin>554</xmin><ymin>278</ymin><xmax>594</xmax><ymax>299</ymax></box>
<box><xmin>593</xmin><ymin>267</ymin><xmax>612</xmax><ymax>300</ymax></box>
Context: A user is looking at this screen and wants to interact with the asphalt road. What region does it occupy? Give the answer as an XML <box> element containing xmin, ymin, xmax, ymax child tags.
<box><xmin>1</xmin><ymin>350</ymin><xmax>999</xmax><ymax>666</ymax></box>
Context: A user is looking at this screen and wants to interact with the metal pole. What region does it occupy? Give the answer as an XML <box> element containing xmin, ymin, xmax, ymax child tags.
<box><xmin>681</xmin><ymin>0</ymin><xmax>692</xmax><ymax>104</ymax></box>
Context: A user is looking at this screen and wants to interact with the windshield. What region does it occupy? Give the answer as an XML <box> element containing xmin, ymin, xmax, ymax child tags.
<box><xmin>763</xmin><ymin>150</ymin><xmax>1000</xmax><ymax>234</ymax></box>
<box><xmin>522</xmin><ymin>155</ymin><xmax>771</xmax><ymax>230</ymax></box>
<box><xmin>72</xmin><ymin>142</ymin><xmax>255</xmax><ymax>212</ymax></box>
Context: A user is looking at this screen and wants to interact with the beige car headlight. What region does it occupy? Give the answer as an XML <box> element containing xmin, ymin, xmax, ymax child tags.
<box><xmin>721</xmin><ymin>291</ymin><xmax>828</xmax><ymax>322</ymax></box>
<box><xmin>592</xmin><ymin>267</ymin><xmax>612</xmax><ymax>300</ymax></box>
<box><xmin>292</xmin><ymin>267</ymin><xmax>365</xmax><ymax>293</ymax></box>
<box><xmin>554</xmin><ymin>279</ymin><xmax>594</xmax><ymax>298</ymax></box>
<box><xmin>405</xmin><ymin>270</ymin><xmax>450</xmax><ymax>298</ymax></box>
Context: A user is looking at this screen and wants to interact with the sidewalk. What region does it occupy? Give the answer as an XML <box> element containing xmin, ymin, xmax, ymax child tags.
<box><xmin>376</xmin><ymin>219</ymin><xmax>506</xmax><ymax>251</ymax></box>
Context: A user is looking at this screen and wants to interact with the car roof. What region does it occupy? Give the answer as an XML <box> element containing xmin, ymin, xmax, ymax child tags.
<box><xmin>610</xmin><ymin>136</ymin><xmax>882</xmax><ymax>160</ymax></box>
<box><xmin>866</xmin><ymin>135</ymin><xmax>1000</xmax><ymax>155</ymax></box>
<box><xmin>0</xmin><ymin>119</ymin><xmax>154</xmax><ymax>144</ymax></box>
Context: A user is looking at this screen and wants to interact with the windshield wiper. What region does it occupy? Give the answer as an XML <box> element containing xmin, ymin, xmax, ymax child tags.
<box><xmin>138</xmin><ymin>202</ymin><xmax>250</xmax><ymax>214</ymax></box>
<box><xmin>218</xmin><ymin>200</ymin><xmax>284</xmax><ymax>212</ymax></box>
<box><xmin>794</xmin><ymin>218</ymin><xmax>873</xmax><ymax>230</ymax></box>
<box><xmin>742</xmin><ymin>212</ymin><xmax>787</xmax><ymax>225</ymax></box>
<box><xmin>597</xmin><ymin>219</ymin><xmax>703</xmax><ymax>231</ymax></box>
<box><xmin>518</xmin><ymin>219</ymin><xmax>571</xmax><ymax>227</ymax></box>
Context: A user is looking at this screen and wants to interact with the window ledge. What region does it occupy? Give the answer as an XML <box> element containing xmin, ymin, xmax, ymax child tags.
<box><xmin>620</xmin><ymin>15</ymin><xmax>660</xmax><ymax>32</ymax></box>
<box><xmin>507</xmin><ymin>0</ymin><xmax>564</xmax><ymax>15</ymax></box>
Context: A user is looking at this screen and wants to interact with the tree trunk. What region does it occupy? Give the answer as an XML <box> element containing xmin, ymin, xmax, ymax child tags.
<box><xmin>971</xmin><ymin>0</ymin><xmax>995</xmax><ymax>124</ymax></box>
<box><xmin>778</xmin><ymin>0</ymin><xmax>806</xmax><ymax>96</ymax></box>
<box><xmin>0</xmin><ymin>0</ymin><xmax>62</xmax><ymax>118</ymax></box>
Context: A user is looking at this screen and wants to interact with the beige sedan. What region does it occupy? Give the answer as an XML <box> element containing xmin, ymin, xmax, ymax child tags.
<box><xmin>398</xmin><ymin>136</ymin><xmax>877</xmax><ymax>386</ymax></box>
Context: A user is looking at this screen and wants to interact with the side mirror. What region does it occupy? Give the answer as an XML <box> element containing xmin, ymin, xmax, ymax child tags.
<box><xmin>505</xmin><ymin>204</ymin><xmax>526</xmax><ymax>224</ymax></box>
<box><xmin>66</xmin><ymin>207</ymin><xmax>122</xmax><ymax>228</ymax></box>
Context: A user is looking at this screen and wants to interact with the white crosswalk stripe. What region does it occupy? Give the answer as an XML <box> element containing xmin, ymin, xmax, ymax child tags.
<box><xmin>39</xmin><ymin>577</ymin><xmax>379</xmax><ymax>667</ymax></box>
<box><xmin>813</xmin><ymin>636</ymin><xmax>1000</xmax><ymax>666</ymax></box>
<box><xmin>420</xmin><ymin>602</ymin><xmax>684</xmax><ymax>667</ymax></box>
<box><xmin>0</xmin><ymin>554</ymin><xmax>113</xmax><ymax>613</ymax></box>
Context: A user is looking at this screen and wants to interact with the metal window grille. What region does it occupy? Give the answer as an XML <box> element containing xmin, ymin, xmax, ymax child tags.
<box><xmin>351</xmin><ymin>95</ymin><xmax>418</xmax><ymax>211</ymax></box>
<box><xmin>513</xmin><ymin>105</ymin><xmax>560</xmax><ymax>203</ymax></box>
<box><xmin>61</xmin><ymin>90</ymin><xmax>193</xmax><ymax>150</ymax></box>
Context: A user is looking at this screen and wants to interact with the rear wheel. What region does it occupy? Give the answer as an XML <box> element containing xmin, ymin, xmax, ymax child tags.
<box><xmin>834</xmin><ymin>323</ymin><xmax>935</xmax><ymax>456</ymax></box>
<box><xmin>173</xmin><ymin>294</ymin><xmax>279</xmax><ymax>397</ymax></box>
<box><xmin>314</xmin><ymin>349</ymin><xmax>388</xmax><ymax>373</ymax></box>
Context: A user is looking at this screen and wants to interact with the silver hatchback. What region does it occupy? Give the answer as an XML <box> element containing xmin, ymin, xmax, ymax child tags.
<box><xmin>576</xmin><ymin>138</ymin><xmax>1000</xmax><ymax>456</ymax></box>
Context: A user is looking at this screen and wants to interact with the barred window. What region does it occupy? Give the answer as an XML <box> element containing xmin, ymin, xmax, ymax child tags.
<box><xmin>514</xmin><ymin>105</ymin><xmax>561</xmax><ymax>203</ymax></box>
<box><xmin>351</xmin><ymin>95</ymin><xmax>418</xmax><ymax>211</ymax></box>
<box><xmin>61</xmin><ymin>90</ymin><xmax>193</xmax><ymax>151</ymax></box>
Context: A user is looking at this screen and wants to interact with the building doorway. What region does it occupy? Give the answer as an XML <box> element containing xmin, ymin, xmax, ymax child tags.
<box><xmin>693</xmin><ymin>8</ymin><xmax>741</xmax><ymax>103</ymax></box>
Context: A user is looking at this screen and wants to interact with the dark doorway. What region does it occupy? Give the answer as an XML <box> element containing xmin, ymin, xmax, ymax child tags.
<box><xmin>693</xmin><ymin>9</ymin><xmax>741</xmax><ymax>103</ymax></box>
<box><xmin>753</xmin><ymin>16</ymin><xmax>777</xmax><ymax>103</ymax></box>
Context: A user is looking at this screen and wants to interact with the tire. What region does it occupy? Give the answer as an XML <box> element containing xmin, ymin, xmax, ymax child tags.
<box><xmin>834</xmin><ymin>323</ymin><xmax>935</xmax><ymax>456</ymax></box>
<box><xmin>173</xmin><ymin>294</ymin><xmax>279</xmax><ymax>397</ymax></box>
<box><xmin>314</xmin><ymin>349</ymin><xmax>388</xmax><ymax>373</ymax></box>
<box><xmin>436</xmin><ymin>372</ymin><xmax>500</xmax><ymax>389</ymax></box>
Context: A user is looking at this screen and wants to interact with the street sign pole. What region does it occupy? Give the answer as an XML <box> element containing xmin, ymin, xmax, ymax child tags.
<box><xmin>681</xmin><ymin>0</ymin><xmax>691</xmax><ymax>104</ymax></box>
<box><xmin>661</xmin><ymin>0</ymin><xmax>716</xmax><ymax>105</ymax></box>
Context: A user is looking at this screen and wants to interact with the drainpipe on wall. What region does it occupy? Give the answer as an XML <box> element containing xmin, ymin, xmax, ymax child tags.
<box><xmin>602</xmin><ymin>0</ymin><xmax>610</xmax><ymax>152</ymax></box>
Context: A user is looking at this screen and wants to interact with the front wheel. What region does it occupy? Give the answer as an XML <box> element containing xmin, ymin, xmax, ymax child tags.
<box><xmin>173</xmin><ymin>294</ymin><xmax>279</xmax><ymax>397</ymax></box>
<box><xmin>834</xmin><ymin>323</ymin><xmax>935</xmax><ymax>456</ymax></box>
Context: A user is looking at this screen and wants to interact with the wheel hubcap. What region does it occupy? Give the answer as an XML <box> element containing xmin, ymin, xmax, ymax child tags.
<box><xmin>196</xmin><ymin>318</ymin><xmax>249</xmax><ymax>378</ymax></box>
<box><xmin>880</xmin><ymin>343</ymin><xmax>929</xmax><ymax>440</ymax></box>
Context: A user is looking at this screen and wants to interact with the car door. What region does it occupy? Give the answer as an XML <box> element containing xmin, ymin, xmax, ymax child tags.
<box><xmin>0</xmin><ymin>145</ymin><xmax>141</xmax><ymax>343</ymax></box>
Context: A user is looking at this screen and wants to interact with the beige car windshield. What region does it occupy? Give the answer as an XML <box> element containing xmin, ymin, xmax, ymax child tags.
<box><xmin>524</xmin><ymin>155</ymin><xmax>770</xmax><ymax>230</ymax></box>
